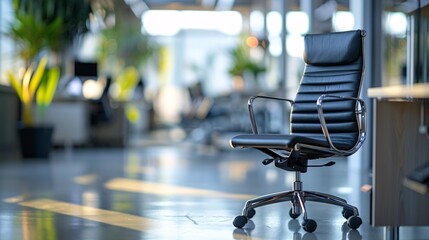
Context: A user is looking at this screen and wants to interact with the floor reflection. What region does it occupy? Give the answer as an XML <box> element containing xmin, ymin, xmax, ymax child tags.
<box><xmin>0</xmin><ymin>145</ymin><xmax>425</xmax><ymax>239</ymax></box>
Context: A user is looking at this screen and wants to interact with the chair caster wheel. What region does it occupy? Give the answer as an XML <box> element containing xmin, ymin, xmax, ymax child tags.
<box><xmin>233</xmin><ymin>216</ymin><xmax>248</xmax><ymax>228</ymax></box>
<box><xmin>289</xmin><ymin>208</ymin><xmax>300</xmax><ymax>219</ymax></box>
<box><xmin>342</xmin><ymin>208</ymin><xmax>354</xmax><ymax>219</ymax></box>
<box><xmin>302</xmin><ymin>219</ymin><xmax>317</xmax><ymax>232</ymax></box>
<box><xmin>246</xmin><ymin>208</ymin><xmax>256</xmax><ymax>219</ymax></box>
<box><xmin>347</xmin><ymin>216</ymin><xmax>362</xmax><ymax>230</ymax></box>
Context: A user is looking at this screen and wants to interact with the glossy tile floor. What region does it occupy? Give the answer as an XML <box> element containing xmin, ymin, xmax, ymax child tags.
<box><xmin>1</xmin><ymin>133</ymin><xmax>428</xmax><ymax>240</ymax></box>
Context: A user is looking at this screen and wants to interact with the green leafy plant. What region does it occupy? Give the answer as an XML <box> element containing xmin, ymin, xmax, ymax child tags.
<box><xmin>7</xmin><ymin>13</ymin><xmax>62</xmax><ymax>65</ymax></box>
<box><xmin>228</xmin><ymin>36</ymin><xmax>266</xmax><ymax>79</ymax></box>
<box><xmin>99</xmin><ymin>23</ymin><xmax>157</xmax><ymax>69</ymax></box>
<box><xmin>6</xmin><ymin>0</ymin><xmax>93</xmax><ymax>72</ymax></box>
<box><xmin>5</xmin><ymin>0</ymin><xmax>93</xmax><ymax>127</ymax></box>
<box><xmin>7</xmin><ymin>56</ymin><xmax>60</xmax><ymax>126</ymax></box>
<box><xmin>11</xmin><ymin>0</ymin><xmax>92</xmax><ymax>53</ymax></box>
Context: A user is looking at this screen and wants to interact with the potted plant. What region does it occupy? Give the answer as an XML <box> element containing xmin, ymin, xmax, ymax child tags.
<box><xmin>6</xmin><ymin>0</ymin><xmax>92</xmax><ymax>158</ymax></box>
<box><xmin>228</xmin><ymin>35</ymin><xmax>266</xmax><ymax>91</ymax></box>
<box><xmin>6</xmin><ymin>13</ymin><xmax>63</xmax><ymax>158</ymax></box>
<box><xmin>96</xmin><ymin>13</ymin><xmax>158</xmax><ymax>140</ymax></box>
<box><xmin>7</xmin><ymin>56</ymin><xmax>60</xmax><ymax>158</ymax></box>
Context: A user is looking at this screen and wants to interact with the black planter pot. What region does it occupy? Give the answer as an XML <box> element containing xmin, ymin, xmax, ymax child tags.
<box><xmin>18</xmin><ymin>125</ymin><xmax>54</xmax><ymax>159</ymax></box>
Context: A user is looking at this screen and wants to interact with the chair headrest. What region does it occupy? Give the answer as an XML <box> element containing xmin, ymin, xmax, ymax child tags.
<box><xmin>304</xmin><ymin>30</ymin><xmax>364</xmax><ymax>66</ymax></box>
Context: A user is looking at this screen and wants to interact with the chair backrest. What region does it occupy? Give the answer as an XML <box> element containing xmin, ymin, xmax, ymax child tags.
<box><xmin>290</xmin><ymin>30</ymin><xmax>365</xmax><ymax>150</ymax></box>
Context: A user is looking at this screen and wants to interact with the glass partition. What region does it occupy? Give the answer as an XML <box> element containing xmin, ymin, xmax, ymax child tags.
<box><xmin>383</xmin><ymin>0</ymin><xmax>409</xmax><ymax>86</ymax></box>
<box><xmin>412</xmin><ymin>3</ymin><xmax>429</xmax><ymax>84</ymax></box>
<box><xmin>383</xmin><ymin>0</ymin><xmax>429</xmax><ymax>86</ymax></box>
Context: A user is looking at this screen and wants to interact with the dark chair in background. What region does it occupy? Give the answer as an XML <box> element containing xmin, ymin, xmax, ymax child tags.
<box><xmin>230</xmin><ymin>30</ymin><xmax>367</xmax><ymax>232</ymax></box>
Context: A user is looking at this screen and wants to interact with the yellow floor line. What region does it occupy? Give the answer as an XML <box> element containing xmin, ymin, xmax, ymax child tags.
<box><xmin>19</xmin><ymin>198</ymin><xmax>155</xmax><ymax>231</ymax></box>
<box><xmin>105</xmin><ymin>178</ymin><xmax>257</xmax><ymax>200</ymax></box>
<box><xmin>17</xmin><ymin>198</ymin><xmax>260</xmax><ymax>239</ymax></box>
<box><xmin>73</xmin><ymin>174</ymin><xmax>98</xmax><ymax>185</ymax></box>
<box><xmin>3</xmin><ymin>195</ymin><xmax>26</xmax><ymax>203</ymax></box>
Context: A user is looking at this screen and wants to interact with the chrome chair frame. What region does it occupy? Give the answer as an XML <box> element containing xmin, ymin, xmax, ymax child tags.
<box><xmin>240</xmin><ymin>94</ymin><xmax>366</xmax><ymax>221</ymax></box>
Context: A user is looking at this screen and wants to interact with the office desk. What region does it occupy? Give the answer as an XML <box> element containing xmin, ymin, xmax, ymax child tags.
<box><xmin>368</xmin><ymin>84</ymin><xmax>429</xmax><ymax>233</ymax></box>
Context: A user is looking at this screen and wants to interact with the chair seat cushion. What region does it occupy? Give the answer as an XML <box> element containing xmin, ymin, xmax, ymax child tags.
<box><xmin>230</xmin><ymin>134</ymin><xmax>355</xmax><ymax>151</ymax></box>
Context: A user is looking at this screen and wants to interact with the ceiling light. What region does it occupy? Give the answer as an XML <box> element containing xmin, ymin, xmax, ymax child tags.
<box><xmin>286</xmin><ymin>11</ymin><xmax>309</xmax><ymax>34</ymax></box>
<box><xmin>142</xmin><ymin>10</ymin><xmax>242</xmax><ymax>36</ymax></box>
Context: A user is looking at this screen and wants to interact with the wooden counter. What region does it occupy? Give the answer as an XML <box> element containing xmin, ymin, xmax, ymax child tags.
<box><xmin>368</xmin><ymin>83</ymin><xmax>429</xmax><ymax>99</ymax></box>
<box><xmin>368</xmin><ymin>83</ymin><xmax>429</xmax><ymax>227</ymax></box>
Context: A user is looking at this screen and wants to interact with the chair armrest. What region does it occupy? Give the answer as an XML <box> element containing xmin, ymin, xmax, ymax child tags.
<box><xmin>316</xmin><ymin>94</ymin><xmax>367</xmax><ymax>155</ymax></box>
<box><xmin>248</xmin><ymin>95</ymin><xmax>294</xmax><ymax>134</ymax></box>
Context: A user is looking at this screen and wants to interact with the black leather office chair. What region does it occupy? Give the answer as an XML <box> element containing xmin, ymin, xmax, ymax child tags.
<box><xmin>230</xmin><ymin>30</ymin><xmax>367</xmax><ymax>233</ymax></box>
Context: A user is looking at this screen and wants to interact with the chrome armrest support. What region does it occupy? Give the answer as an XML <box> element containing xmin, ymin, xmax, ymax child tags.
<box><xmin>316</xmin><ymin>94</ymin><xmax>367</xmax><ymax>155</ymax></box>
<box><xmin>248</xmin><ymin>95</ymin><xmax>294</xmax><ymax>134</ymax></box>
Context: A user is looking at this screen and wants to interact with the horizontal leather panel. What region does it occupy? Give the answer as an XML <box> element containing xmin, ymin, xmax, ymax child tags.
<box><xmin>304</xmin><ymin>64</ymin><xmax>362</xmax><ymax>75</ymax></box>
<box><xmin>297</xmin><ymin>84</ymin><xmax>356</xmax><ymax>94</ymax></box>
<box><xmin>301</xmin><ymin>71</ymin><xmax>361</xmax><ymax>83</ymax></box>
<box><xmin>294</xmin><ymin>93</ymin><xmax>357</xmax><ymax>103</ymax></box>
<box><xmin>292</xmin><ymin>101</ymin><xmax>356</xmax><ymax>113</ymax></box>
<box><xmin>291</xmin><ymin>122</ymin><xmax>358</xmax><ymax>133</ymax></box>
<box><xmin>291</xmin><ymin>111</ymin><xmax>356</xmax><ymax>123</ymax></box>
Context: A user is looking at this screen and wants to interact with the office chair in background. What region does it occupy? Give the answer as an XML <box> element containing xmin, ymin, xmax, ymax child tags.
<box><xmin>230</xmin><ymin>30</ymin><xmax>367</xmax><ymax>233</ymax></box>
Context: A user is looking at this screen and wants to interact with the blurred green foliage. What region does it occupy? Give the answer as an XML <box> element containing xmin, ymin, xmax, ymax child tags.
<box><xmin>8</xmin><ymin>0</ymin><xmax>92</xmax><ymax>63</ymax></box>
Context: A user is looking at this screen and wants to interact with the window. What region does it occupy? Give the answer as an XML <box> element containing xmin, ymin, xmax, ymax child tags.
<box><xmin>0</xmin><ymin>0</ymin><xmax>21</xmax><ymax>85</ymax></box>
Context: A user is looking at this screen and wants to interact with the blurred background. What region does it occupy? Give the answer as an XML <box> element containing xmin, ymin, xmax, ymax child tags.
<box><xmin>0</xmin><ymin>0</ymin><xmax>420</xmax><ymax>163</ymax></box>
